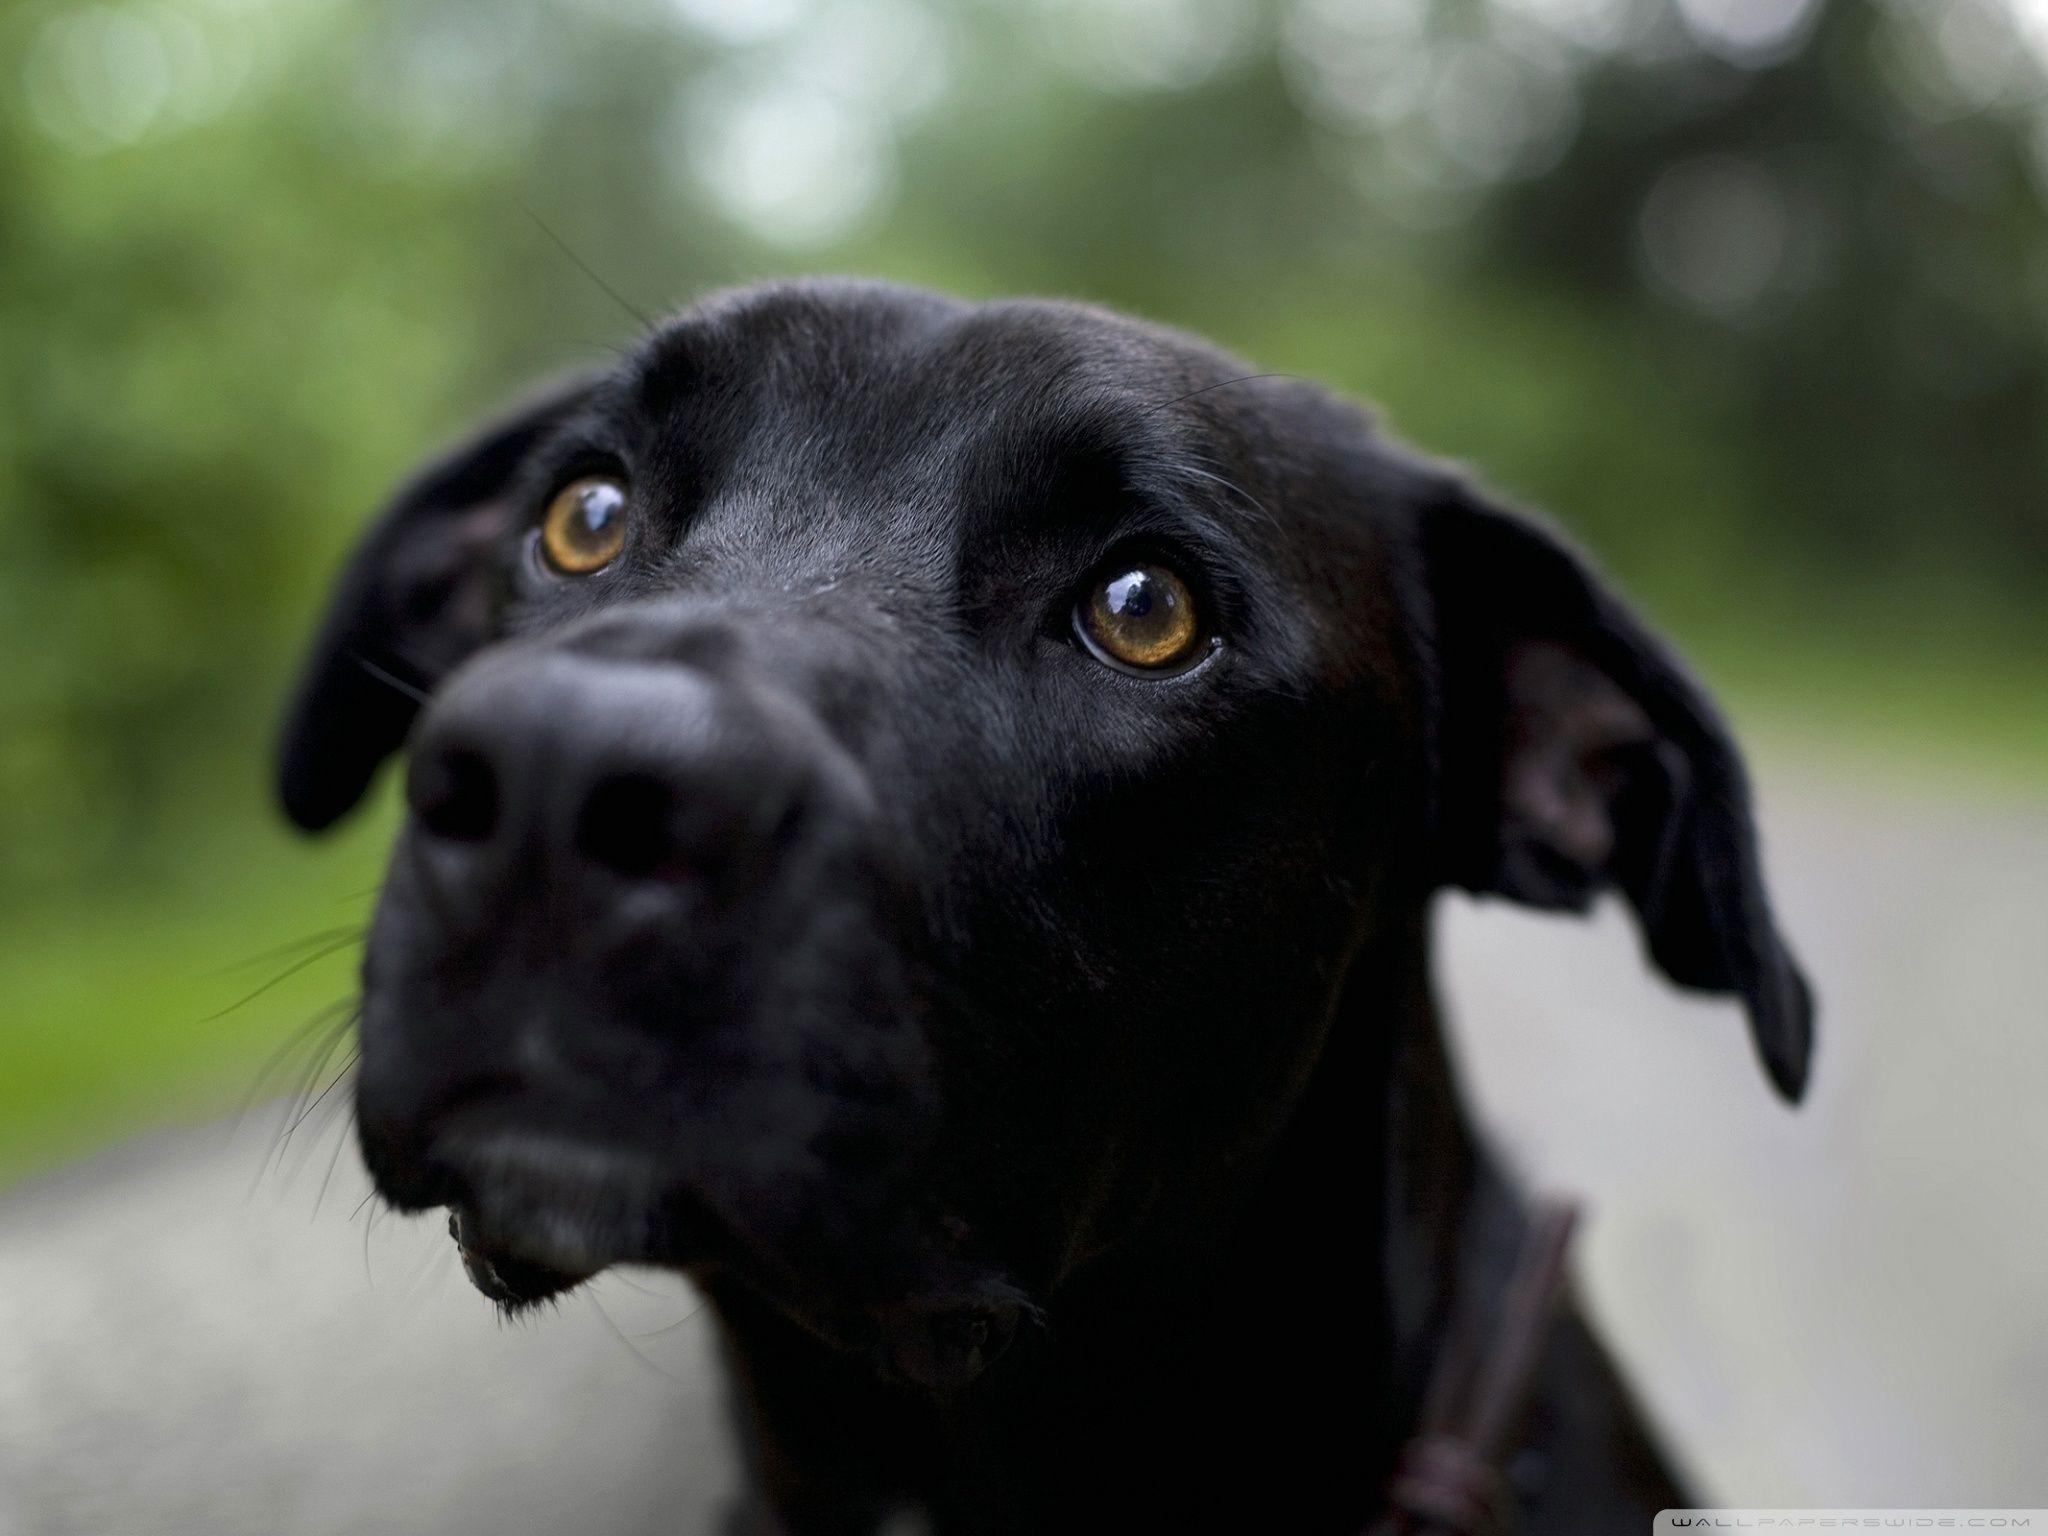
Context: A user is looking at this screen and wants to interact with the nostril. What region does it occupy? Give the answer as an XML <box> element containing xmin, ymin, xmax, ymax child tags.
<box><xmin>576</xmin><ymin>772</ymin><xmax>676</xmax><ymax>879</ymax></box>
<box><xmin>412</xmin><ymin>748</ymin><xmax>500</xmax><ymax>843</ymax></box>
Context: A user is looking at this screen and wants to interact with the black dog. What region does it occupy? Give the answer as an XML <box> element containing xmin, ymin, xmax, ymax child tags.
<box><xmin>279</xmin><ymin>280</ymin><xmax>1812</xmax><ymax>1534</ymax></box>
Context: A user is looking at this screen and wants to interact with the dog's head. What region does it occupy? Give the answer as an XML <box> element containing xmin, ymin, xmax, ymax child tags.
<box><xmin>280</xmin><ymin>280</ymin><xmax>1810</xmax><ymax>1388</ymax></box>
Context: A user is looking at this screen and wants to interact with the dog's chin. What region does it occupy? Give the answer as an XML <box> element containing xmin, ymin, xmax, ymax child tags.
<box><xmin>404</xmin><ymin>1131</ymin><xmax>1034</xmax><ymax>1388</ymax></box>
<box><xmin>444</xmin><ymin>1200</ymin><xmax>1027</xmax><ymax>1388</ymax></box>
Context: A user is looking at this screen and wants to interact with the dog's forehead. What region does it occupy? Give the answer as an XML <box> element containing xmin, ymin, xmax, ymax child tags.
<box><xmin>624</xmin><ymin>282</ymin><xmax>1238</xmax><ymax>468</ymax></box>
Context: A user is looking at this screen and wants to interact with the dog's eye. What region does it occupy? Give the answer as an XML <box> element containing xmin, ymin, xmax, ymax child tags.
<box><xmin>1074</xmin><ymin>562</ymin><xmax>1204</xmax><ymax>674</ymax></box>
<box><xmin>540</xmin><ymin>475</ymin><xmax>629</xmax><ymax>575</ymax></box>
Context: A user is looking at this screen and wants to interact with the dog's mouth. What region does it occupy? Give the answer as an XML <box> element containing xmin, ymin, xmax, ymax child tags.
<box><xmin>447</xmin><ymin>1205</ymin><xmax>594</xmax><ymax>1307</ymax></box>
<box><xmin>410</xmin><ymin>1123</ymin><xmax>1033</xmax><ymax>1388</ymax></box>
<box><xmin>418</xmin><ymin>1127</ymin><xmax>731</xmax><ymax>1310</ymax></box>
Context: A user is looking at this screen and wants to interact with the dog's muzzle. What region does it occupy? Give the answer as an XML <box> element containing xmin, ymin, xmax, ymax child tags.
<box><xmin>345</xmin><ymin>618</ymin><xmax>1013</xmax><ymax>1379</ymax></box>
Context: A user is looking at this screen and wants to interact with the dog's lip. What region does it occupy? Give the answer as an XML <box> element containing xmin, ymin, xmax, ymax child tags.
<box><xmin>424</xmin><ymin>1125</ymin><xmax>733</xmax><ymax>1306</ymax></box>
<box><xmin>447</xmin><ymin>1205</ymin><xmax>597</xmax><ymax>1307</ymax></box>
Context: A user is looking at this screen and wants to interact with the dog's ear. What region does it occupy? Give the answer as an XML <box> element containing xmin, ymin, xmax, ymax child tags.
<box><xmin>1416</xmin><ymin>476</ymin><xmax>1814</xmax><ymax>1101</ymax></box>
<box><xmin>277</xmin><ymin>375</ymin><xmax>599</xmax><ymax>832</ymax></box>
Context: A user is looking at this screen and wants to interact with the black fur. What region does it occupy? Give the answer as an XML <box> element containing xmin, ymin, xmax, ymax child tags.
<box><xmin>279</xmin><ymin>279</ymin><xmax>1813</xmax><ymax>1533</ymax></box>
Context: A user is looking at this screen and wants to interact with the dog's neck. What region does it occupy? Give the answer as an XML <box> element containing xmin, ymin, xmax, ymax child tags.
<box><xmin>1192</xmin><ymin>896</ymin><xmax>1508</xmax><ymax>1497</ymax></box>
<box><xmin>714</xmin><ymin>900</ymin><xmax>1573</xmax><ymax>1532</ymax></box>
<box><xmin>1196</xmin><ymin>900</ymin><xmax>1681</xmax><ymax>1530</ymax></box>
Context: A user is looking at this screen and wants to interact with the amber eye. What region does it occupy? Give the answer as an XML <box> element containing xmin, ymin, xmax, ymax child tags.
<box><xmin>1074</xmin><ymin>562</ymin><xmax>1205</xmax><ymax>674</ymax></box>
<box><xmin>540</xmin><ymin>475</ymin><xmax>629</xmax><ymax>575</ymax></box>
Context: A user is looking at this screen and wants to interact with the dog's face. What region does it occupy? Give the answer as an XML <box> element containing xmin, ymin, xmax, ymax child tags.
<box><xmin>280</xmin><ymin>281</ymin><xmax>1809</xmax><ymax>1387</ymax></box>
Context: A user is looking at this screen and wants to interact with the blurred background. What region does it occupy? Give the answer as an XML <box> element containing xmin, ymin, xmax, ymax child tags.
<box><xmin>1</xmin><ymin>0</ymin><xmax>2045</xmax><ymax>1524</ymax></box>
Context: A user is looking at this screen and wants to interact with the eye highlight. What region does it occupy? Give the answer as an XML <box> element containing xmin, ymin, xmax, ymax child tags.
<box><xmin>1074</xmin><ymin>561</ymin><xmax>1206</xmax><ymax>674</ymax></box>
<box><xmin>540</xmin><ymin>475</ymin><xmax>629</xmax><ymax>575</ymax></box>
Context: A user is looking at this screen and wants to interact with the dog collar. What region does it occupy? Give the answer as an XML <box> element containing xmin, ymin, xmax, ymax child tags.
<box><xmin>1364</xmin><ymin>1199</ymin><xmax>1580</xmax><ymax>1536</ymax></box>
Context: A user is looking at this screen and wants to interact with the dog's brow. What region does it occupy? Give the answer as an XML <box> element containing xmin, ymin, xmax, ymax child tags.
<box><xmin>944</xmin><ymin>398</ymin><xmax>1263</xmax><ymax>581</ymax></box>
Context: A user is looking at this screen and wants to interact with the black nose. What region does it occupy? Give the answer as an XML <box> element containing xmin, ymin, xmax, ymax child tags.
<box><xmin>404</xmin><ymin>649</ymin><xmax>812</xmax><ymax>901</ymax></box>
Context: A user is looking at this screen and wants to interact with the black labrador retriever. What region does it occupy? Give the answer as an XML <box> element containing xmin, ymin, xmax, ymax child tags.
<box><xmin>278</xmin><ymin>279</ymin><xmax>1812</xmax><ymax>1534</ymax></box>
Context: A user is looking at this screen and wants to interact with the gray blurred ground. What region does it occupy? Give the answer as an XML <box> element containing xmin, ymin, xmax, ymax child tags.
<box><xmin>3</xmin><ymin>751</ymin><xmax>2046</xmax><ymax>1532</ymax></box>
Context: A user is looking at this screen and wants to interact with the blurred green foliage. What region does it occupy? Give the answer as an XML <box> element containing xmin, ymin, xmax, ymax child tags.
<box><xmin>1</xmin><ymin>0</ymin><xmax>2044</xmax><ymax>1179</ymax></box>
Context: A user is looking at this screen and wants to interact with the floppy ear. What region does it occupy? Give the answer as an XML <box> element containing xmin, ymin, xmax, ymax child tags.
<box><xmin>1416</xmin><ymin>477</ymin><xmax>1814</xmax><ymax>1102</ymax></box>
<box><xmin>277</xmin><ymin>375</ymin><xmax>598</xmax><ymax>832</ymax></box>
